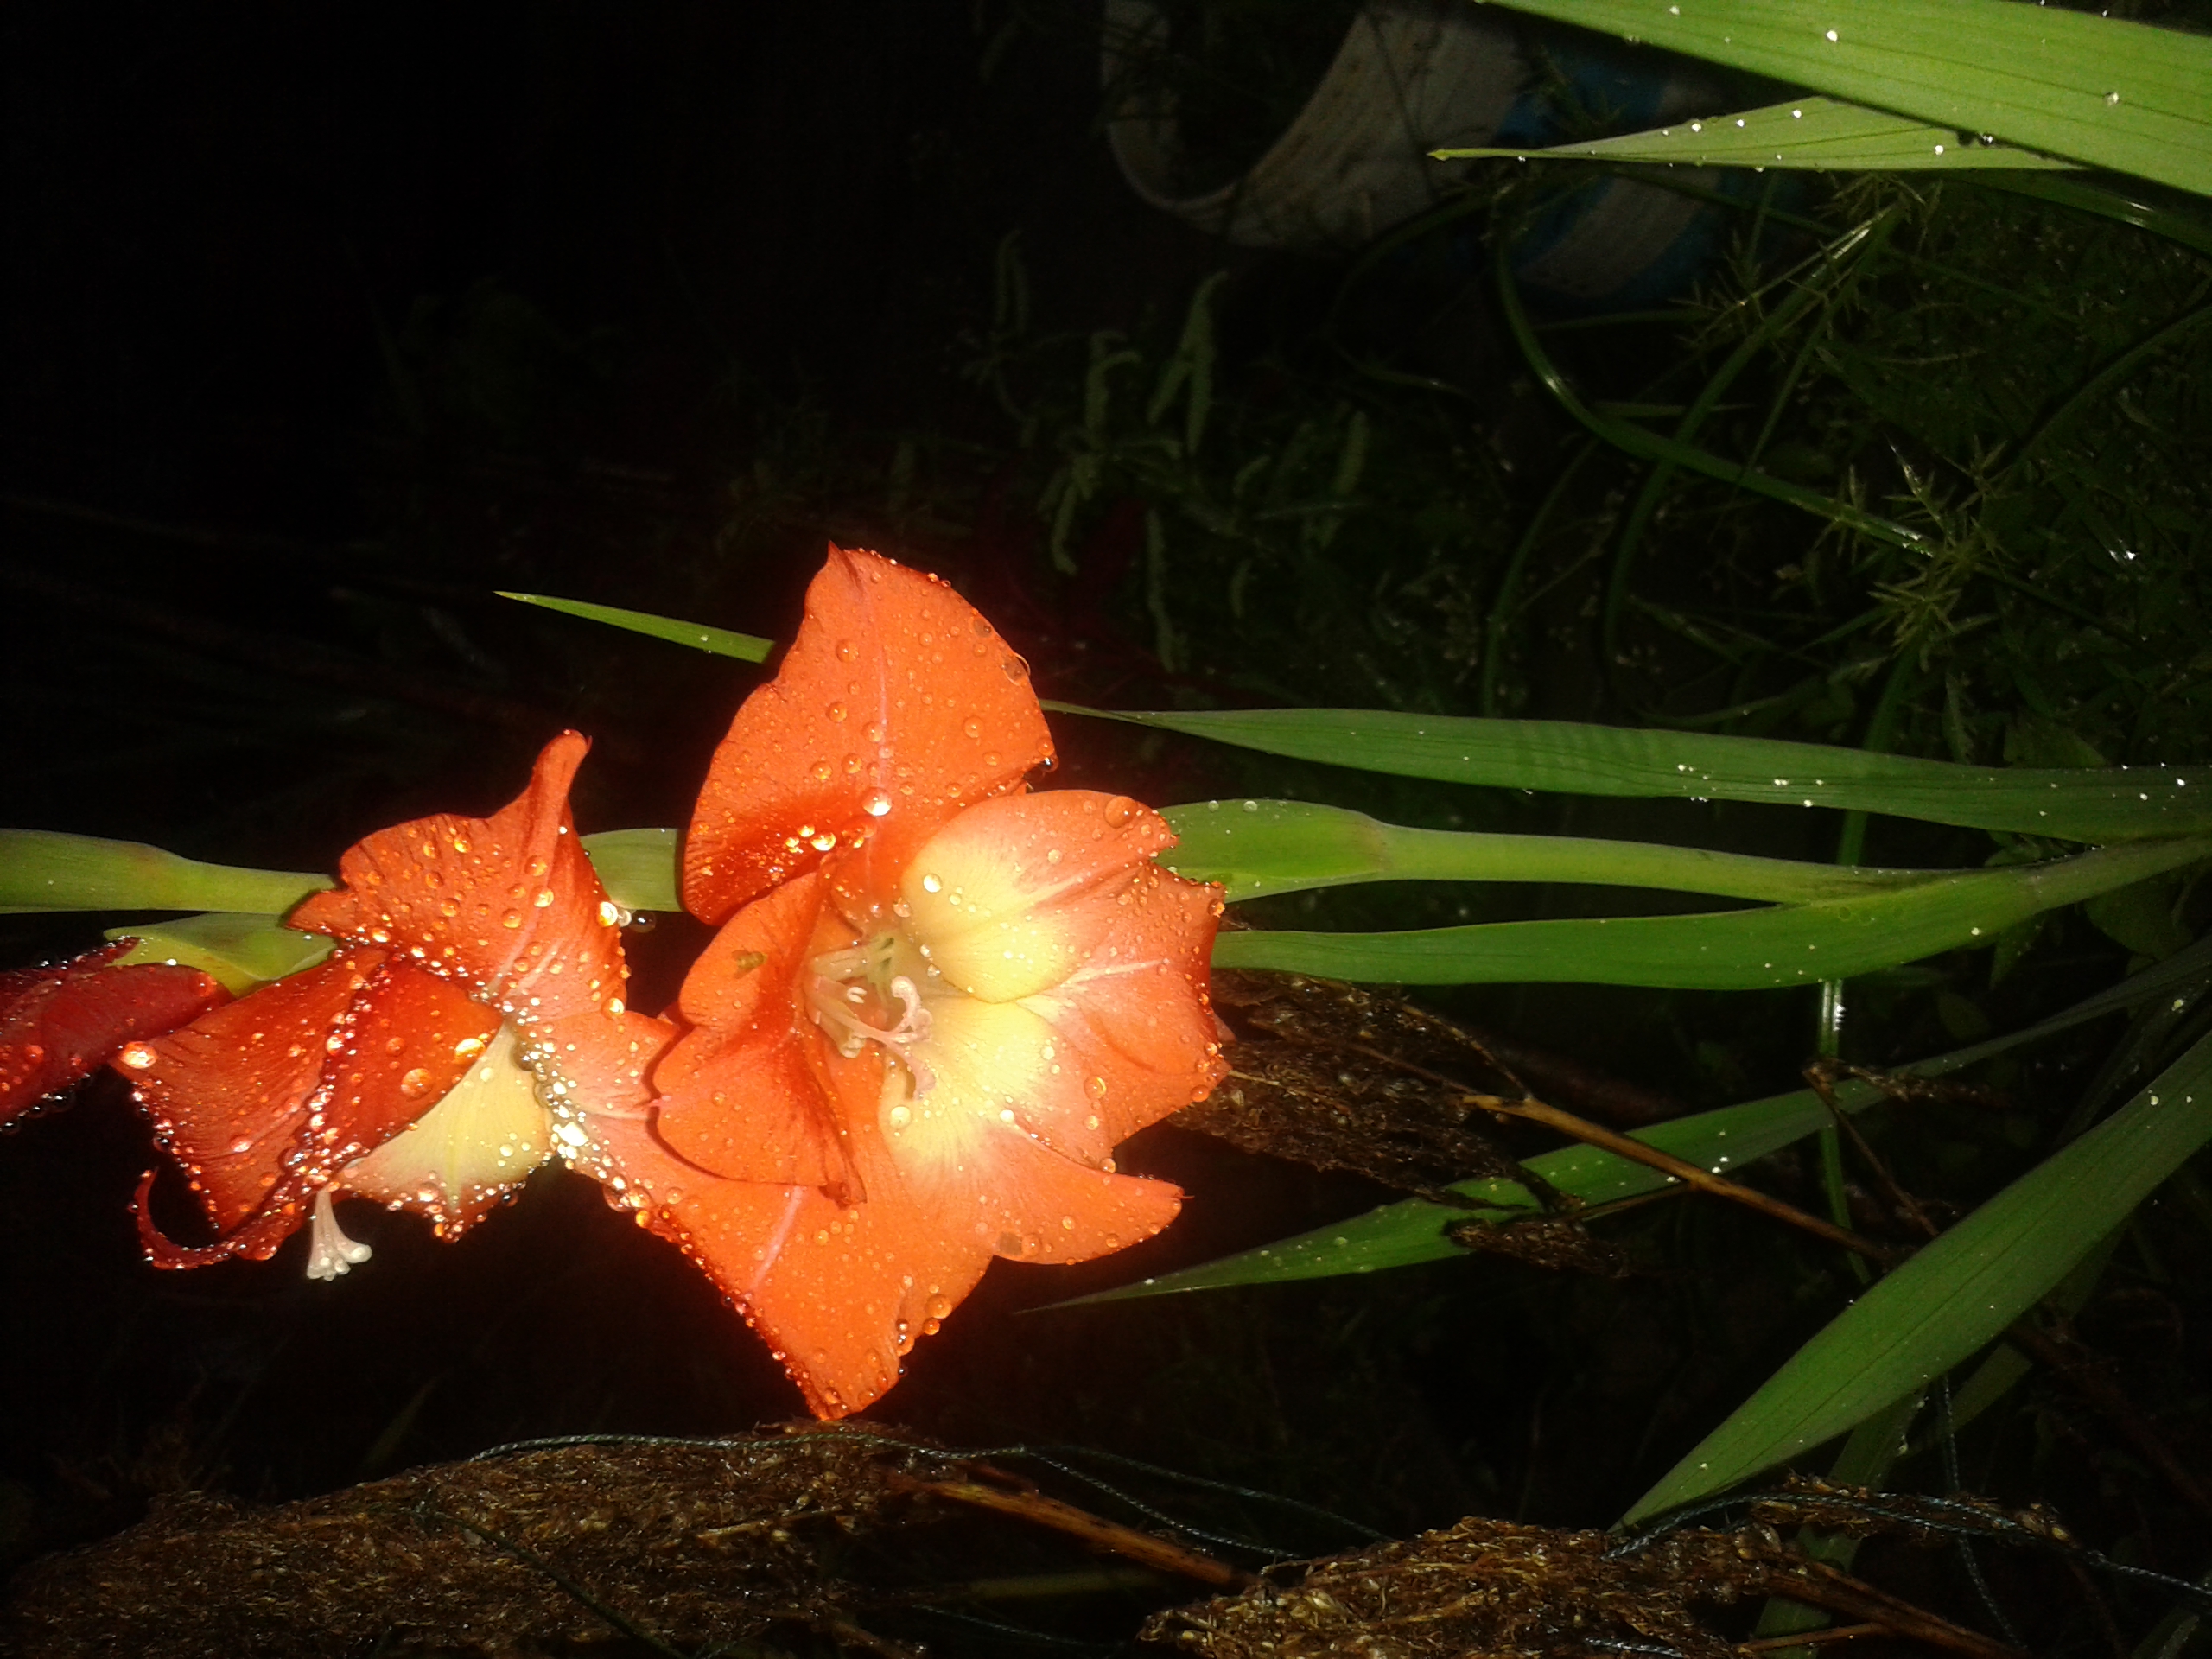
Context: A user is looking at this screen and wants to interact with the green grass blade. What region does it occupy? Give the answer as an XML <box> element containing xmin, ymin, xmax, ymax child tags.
<box><xmin>1467</xmin><ymin>0</ymin><xmax>2212</xmax><ymax>196</ymax></box>
<box><xmin>105</xmin><ymin>913</ymin><xmax>335</xmax><ymax>994</ymax></box>
<box><xmin>1161</xmin><ymin>798</ymin><xmax>1939</xmax><ymax>905</ymax></box>
<box><xmin>1213</xmin><ymin>836</ymin><xmax>2207</xmax><ymax>988</ymax></box>
<box><xmin>0</xmin><ymin>830</ymin><xmax>330</xmax><ymax>916</ymax></box>
<box><xmin>498</xmin><ymin>592</ymin><xmax>773</xmax><ymax>663</ymax></box>
<box><xmin>1056</xmin><ymin>708</ymin><xmax>2212</xmax><ymax>842</ymax></box>
<box><xmin>580</xmin><ymin>829</ymin><xmax>681</xmax><ymax>913</ymax></box>
<box><xmin>1053</xmin><ymin>932</ymin><xmax>2212</xmax><ymax>1306</ymax></box>
<box><xmin>1624</xmin><ymin>1026</ymin><xmax>2212</xmax><ymax>1524</ymax></box>
<box><xmin>1439</xmin><ymin>96</ymin><xmax>2076</xmax><ymax>172</ymax></box>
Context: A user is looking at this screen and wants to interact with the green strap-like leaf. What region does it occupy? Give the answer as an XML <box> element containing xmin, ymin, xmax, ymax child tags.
<box><xmin>105</xmin><ymin>913</ymin><xmax>335</xmax><ymax>994</ymax></box>
<box><xmin>1059</xmin><ymin>707</ymin><xmax>2212</xmax><ymax>842</ymax></box>
<box><xmin>1211</xmin><ymin>834</ymin><xmax>2208</xmax><ymax>989</ymax></box>
<box><xmin>1624</xmin><ymin>1026</ymin><xmax>2212</xmax><ymax>1522</ymax></box>
<box><xmin>1161</xmin><ymin>798</ymin><xmax>1940</xmax><ymax>905</ymax></box>
<box><xmin>579</xmin><ymin>828</ymin><xmax>681</xmax><ymax>914</ymax></box>
<box><xmin>1438</xmin><ymin>96</ymin><xmax>2076</xmax><ymax>173</ymax></box>
<box><xmin>499</xmin><ymin>592</ymin><xmax>773</xmax><ymax>663</ymax></box>
<box><xmin>1465</xmin><ymin>0</ymin><xmax>2212</xmax><ymax>197</ymax></box>
<box><xmin>1057</xmin><ymin>934</ymin><xmax>2212</xmax><ymax>1306</ymax></box>
<box><xmin>2</xmin><ymin>827</ymin><xmax>682</xmax><ymax>917</ymax></box>
<box><xmin>0</xmin><ymin>830</ymin><xmax>331</xmax><ymax>916</ymax></box>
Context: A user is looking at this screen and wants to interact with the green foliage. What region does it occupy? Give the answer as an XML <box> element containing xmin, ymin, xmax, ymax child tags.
<box><xmin>497</xmin><ymin>593</ymin><xmax>772</xmax><ymax>664</ymax></box>
<box><xmin>1465</xmin><ymin>0</ymin><xmax>2212</xmax><ymax>194</ymax></box>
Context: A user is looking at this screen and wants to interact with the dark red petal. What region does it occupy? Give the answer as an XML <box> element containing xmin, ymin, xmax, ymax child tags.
<box><xmin>0</xmin><ymin>944</ymin><xmax>228</xmax><ymax>1127</ymax></box>
<box><xmin>290</xmin><ymin>731</ymin><xmax>628</xmax><ymax>1024</ymax></box>
<box><xmin>683</xmin><ymin>546</ymin><xmax>1054</xmax><ymax>925</ymax></box>
<box><xmin>653</xmin><ymin>874</ymin><xmax>857</xmax><ymax>1190</ymax></box>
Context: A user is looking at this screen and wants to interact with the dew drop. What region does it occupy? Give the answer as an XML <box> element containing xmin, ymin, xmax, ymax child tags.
<box><xmin>887</xmin><ymin>1103</ymin><xmax>912</xmax><ymax>1130</ymax></box>
<box><xmin>1086</xmin><ymin>1075</ymin><xmax>1108</xmax><ymax>1099</ymax></box>
<box><xmin>118</xmin><ymin>1043</ymin><xmax>158</xmax><ymax>1070</ymax></box>
<box><xmin>1103</xmin><ymin>795</ymin><xmax>1136</xmax><ymax>828</ymax></box>
<box><xmin>229</xmin><ymin>1136</ymin><xmax>253</xmax><ymax>1154</ymax></box>
<box><xmin>921</xmin><ymin>873</ymin><xmax>943</xmax><ymax>893</ymax></box>
<box><xmin>836</xmin><ymin>639</ymin><xmax>859</xmax><ymax>663</ymax></box>
<box><xmin>962</xmin><ymin>717</ymin><xmax>982</xmax><ymax>739</ymax></box>
<box><xmin>501</xmin><ymin>909</ymin><xmax>522</xmax><ymax>929</ymax></box>
<box><xmin>532</xmin><ymin>888</ymin><xmax>555</xmax><ymax>908</ymax></box>
<box><xmin>1001</xmin><ymin>653</ymin><xmax>1028</xmax><ymax>683</ymax></box>
<box><xmin>451</xmin><ymin>836</ymin><xmax>472</xmax><ymax>854</ymax></box>
<box><xmin>827</xmin><ymin>700</ymin><xmax>848</xmax><ymax>722</ymax></box>
<box><xmin>397</xmin><ymin>1067</ymin><xmax>435</xmax><ymax>1099</ymax></box>
<box><xmin>861</xmin><ymin>790</ymin><xmax>893</xmax><ymax>817</ymax></box>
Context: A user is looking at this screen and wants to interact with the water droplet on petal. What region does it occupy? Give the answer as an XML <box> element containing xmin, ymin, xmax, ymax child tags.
<box><xmin>836</xmin><ymin>639</ymin><xmax>859</xmax><ymax>663</ymax></box>
<box><xmin>1103</xmin><ymin>796</ymin><xmax>1135</xmax><ymax>828</ymax></box>
<box><xmin>962</xmin><ymin>717</ymin><xmax>982</xmax><ymax>739</ymax></box>
<box><xmin>861</xmin><ymin>789</ymin><xmax>893</xmax><ymax>817</ymax></box>
<box><xmin>118</xmin><ymin>1043</ymin><xmax>158</xmax><ymax>1070</ymax></box>
<box><xmin>397</xmin><ymin>1067</ymin><xmax>435</xmax><ymax>1099</ymax></box>
<box><xmin>1086</xmin><ymin>1076</ymin><xmax>1109</xmax><ymax>1099</ymax></box>
<box><xmin>827</xmin><ymin>700</ymin><xmax>848</xmax><ymax>722</ymax></box>
<box><xmin>921</xmin><ymin>873</ymin><xmax>942</xmax><ymax>893</ymax></box>
<box><xmin>451</xmin><ymin>836</ymin><xmax>472</xmax><ymax>854</ymax></box>
<box><xmin>1001</xmin><ymin>653</ymin><xmax>1028</xmax><ymax>682</ymax></box>
<box><xmin>501</xmin><ymin>910</ymin><xmax>522</xmax><ymax>929</ymax></box>
<box><xmin>533</xmin><ymin>888</ymin><xmax>555</xmax><ymax>908</ymax></box>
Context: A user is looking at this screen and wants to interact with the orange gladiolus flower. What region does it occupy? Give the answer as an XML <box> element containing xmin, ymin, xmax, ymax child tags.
<box><xmin>592</xmin><ymin>546</ymin><xmax>1228</xmax><ymax>1419</ymax></box>
<box><xmin>117</xmin><ymin>732</ymin><xmax>669</xmax><ymax>1278</ymax></box>
<box><xmin>0</xmin><ymin>943</ymin><xmax>230</xmax><ymax>1127</ymax></box>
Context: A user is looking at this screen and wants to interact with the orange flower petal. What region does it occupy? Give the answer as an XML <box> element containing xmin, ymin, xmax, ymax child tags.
<box><xmin>1014</xmin><ymin>859</ymin><xmax>1228</xmax><ymax>1156</ymax></box>
<box><xmin>1</xmin><ymin>943</ymin><xmax>228</xmax><ymax>1127</ymax></box>
<box><xmin>598</xmin><ymin>1076</ymin><xmax>1181</xmax><ymax>1419</ymax></box>
<box><xmin>683</xmin><ymin>546</ymin><xmax>1054</xmax><ymax>925</ymax></box>
<box><xmin>653</xmin><ymin>872</ymin><xmax>858</xmax><ymax>1191</ymax></box>
<box><xmin>125</xmin><ymin>947</ymin><xmax>386</xmax><ymax>1234</ymax></box>
<box><xmin>898</xmin><ymin>790</ymin><xmax>1179</xmax><ymax>1002</ymax></box>
<box><xmin>290</xmin><ymin>731</ymin><xmax>628</xmax><ymax>1023</ymax></box>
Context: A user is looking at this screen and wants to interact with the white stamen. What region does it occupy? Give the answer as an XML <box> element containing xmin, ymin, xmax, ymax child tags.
<box><xmin>306</xmin><ymin>1188</ymin><xmax>373</xmax><ymax>1281</ymax></box>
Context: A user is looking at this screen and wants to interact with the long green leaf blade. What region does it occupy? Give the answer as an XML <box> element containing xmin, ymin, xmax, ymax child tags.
<box><xmin>1057</xmin><ymin>933</ymin><xmax>2212</xmax><ymax>1305</ymax></box>
<box><xmin>3</xmin><ymin>828</ymin><xmax>683</xmax><ymax>917</ymax></box>
<box><xmin>1439</xmin><ymin>96</ymin><xmax>2076</xmax><ymax>172</ymax></box>
<box><xmin>1213</xmin><ymin>838</ymin><xmax>2207</xmax><ymax>989</ymax></box>
<box><xmin>1162</xmin><ymin>798</ymin><xmax>1939</xmax><ymax>905</ymax></box>
<box><xmin>1466</xmin><ymin>0</ymin><xmax>2212</xmax><ymax>196</ymax></box>
<box><xmin>1062</xmin><ymin>709</ymin><xmax>2212</xmax><ymax>842</ymax></box>
<box><xmin>0</xmin><ymin>830</ymin><xmax>330</xmax><ymax>916</ymax></box>
<box><xmin>1624</xmin><ymin>1027</ymin><xmax>2212</xmax><ymax>1523</ymax></box>
<box><xmin>499</xmin><ymin>592</ymin><xmax>773</xmax><ymax>663</ymax></box>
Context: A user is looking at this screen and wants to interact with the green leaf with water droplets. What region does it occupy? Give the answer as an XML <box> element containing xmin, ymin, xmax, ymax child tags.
<box><xmin>1060</xmin><ymin>708</ymin><xmax>2212</xmax><ymax>842</ymax></box>
<box><xmin>1436</xmin><ymin>96</ymin><xmax>2076</xmax><ymax>173</ymax></box>
<box><xmin>1459</xmin><ymin>0</ymin><xmax>2212</xmax><ymax>197</ymax></box>
<box><xmin>1210</xmin><ymin>836</ymin><xmax>2208</xmax><ymax>989</ymax></box>
<box><xmin>499</xmin><ymin>592</ymin><xmax>773</xmax><ymax>662</ymax></box>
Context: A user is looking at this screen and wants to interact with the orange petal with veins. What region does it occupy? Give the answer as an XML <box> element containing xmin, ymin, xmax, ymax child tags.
<box><xmin>1</xmin><ymin>943</ymin><xmax>228</xmax><ymax>1127</ymax></box>
<box><xmin>653</xmin><ymin>872</ymin><xmax>859</xmax><ymax>1192</ymax></box>
<box><xmin>1012</xmin><ymin>858</ymin><xmax>1228</xmax><ymax>1160</ymax></box>
<box><xmin>290</xmin><ymin>731</ymin><xmax>626</xmax><ymax>1024</ymax></box>
<box><xmin>683</xmin><ymin>546</ymin><xmax>1053</xmax><ymax>926</ymax></box>
<box><xmin>600</xmin><ymin>1039</ymin><xmax>1181</xmax><ymax>1419</ymax></box>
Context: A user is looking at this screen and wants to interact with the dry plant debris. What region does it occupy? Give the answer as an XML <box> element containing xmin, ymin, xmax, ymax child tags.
<box><xmin>0</xmin><ymin>1427</ymin><xmax>1239</xmax><ymax>1658</ymax></box>
<box><xmin>1145</xmin><ymin>1482</ymin><xmax>2054</xmax><ymax>1659</ymax></box>
<box><xmin>1186</xmin><ymin>971</ymin><xmax>1551</xmax><ymax>1197</ymax></box>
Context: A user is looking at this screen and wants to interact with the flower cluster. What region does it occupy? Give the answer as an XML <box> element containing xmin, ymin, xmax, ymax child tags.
<box><xmin>0</xmin><ymin>547</ymin><xmax>1227</xmax><ymax>1418</ymax></box>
